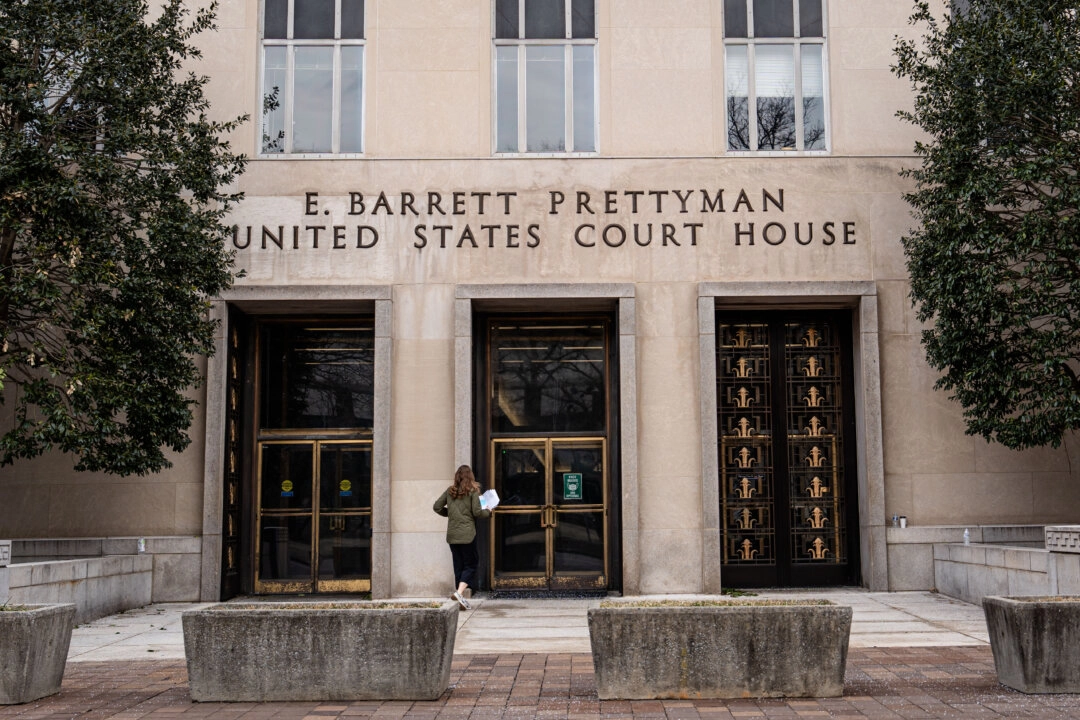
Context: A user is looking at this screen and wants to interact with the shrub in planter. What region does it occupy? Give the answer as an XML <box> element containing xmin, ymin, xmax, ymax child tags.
<box><xmin>182</xmin><ymin>601</ymin><xmax>457</xmax><ymax>701</ymax></box>
<box><xmin>983</xmin><ymin>595</ymin><xmax>1080</xmax><ymax>693</ymax></box>
<box><xmin>0</xmin><ymin>604</ymin><xmax>76</xmax><ymax>704</ymax></box>
<box><xmin>588</xmin><ymin>599</ymin><xmax>852</xmax><ymax>699</ymax></box>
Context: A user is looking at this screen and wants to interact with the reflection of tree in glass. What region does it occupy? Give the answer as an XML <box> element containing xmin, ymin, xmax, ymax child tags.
<box><xmin>727</xmin><ymin>88</ymin><xmax>825</xmax><ymax>151</ymax></box>
<box><xmin>802</xmin><ymin>96</ymin><xmax>826</xmax><ymax>149</ymax></box>
<box><xmin>728</xmin><ymin>96</ymin><xmax>751</xmax><ymax>150</ymax></box>
<box><xmin>265</xmin><ymin>329</ymin><xmax>374</xmax><ymax>429</ymax></box>
<box><xmin>493</xmin><ymin>329</ymin><xmax>604</xmax><ymax>432</ymax></box>
<box><xmin>287</xmin><ymin>339</ymin><xmax>373</xmax><ymax>428</ymax></box>
<box><xmin>262</xmin><ymin>86</ymin><xmax>284</xmax><ymax>153</ymax></box>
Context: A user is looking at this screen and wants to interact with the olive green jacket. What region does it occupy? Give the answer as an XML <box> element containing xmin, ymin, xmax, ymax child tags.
<box><xmin>433</xmin><ymin>489</ymin><xmax>491</xmax><ymax>544</ymax></box>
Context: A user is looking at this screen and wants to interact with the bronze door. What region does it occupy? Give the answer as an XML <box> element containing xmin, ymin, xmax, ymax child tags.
<box><xmin>252</xmin><ymin>320</ymin><xmax>374</xmax><ymax>594</ymax></box>
<box><xmin>483</xmin><ymin>318</ymin><xmax>613</xmax><ymax>592</ymax></box>
<box><xmin>490</xmin><ymin>438</ymin><xmax>607</xmax><ymax>590</ymax></box>
<box><xmin>255</xmin><ymin>440</ymin><xmax>372</xmax><ymax>593</ymax></box>
<box><xmin>717</xmin><ymin>312</ymin><xmax>860</xmax><ymax>587</ymax></box>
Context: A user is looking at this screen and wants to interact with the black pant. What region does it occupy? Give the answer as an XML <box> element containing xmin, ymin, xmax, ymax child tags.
<box><xmin>449</xmin><ymin>539</ymin><xmax>479</xmax><ymax>590</ymax></box>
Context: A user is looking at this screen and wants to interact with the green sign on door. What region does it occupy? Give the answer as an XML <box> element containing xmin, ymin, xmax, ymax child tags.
<box><xmin>563</xmin><ymin>473</ymin><xmax>583</xmax><ymax>500</ymax></box>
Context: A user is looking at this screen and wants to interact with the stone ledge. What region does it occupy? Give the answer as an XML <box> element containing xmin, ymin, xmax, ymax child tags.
<box><xmin>1045</xmin><ymin>525</ymin><xmax>1080</xmax><ymax>554</ymax></box>
<box><xmin>7</xmin><ymin>557</ymin><xmax>153</xmax><ymax>623</ymax></box>
<box><xmin>889</xmin><ymin>524</ymin><xmax>1046</xmax><ymax>546</ymax></box>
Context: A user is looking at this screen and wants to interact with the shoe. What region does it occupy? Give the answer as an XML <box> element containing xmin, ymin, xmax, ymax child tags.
<box><xmin>452</xmin><ymin>590</ymin><xmax>472</xmax><ymax>610</ymax></box>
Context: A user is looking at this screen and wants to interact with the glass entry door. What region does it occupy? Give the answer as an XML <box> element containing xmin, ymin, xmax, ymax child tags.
<box><xmin>716</xmin><ymin>312</ymin><xmax>860</xmax><ymax>587</ymax></box>
<box><xmin>491</xmin><ymin>438</ymin><xmax>607</xmax><ymax>590</ymax></box>
<box><xmin>256</xmin><ymin>440</ymin><xmax>372</xmax><ymax>593</ymax></box>
<box><xmin>483</xmin><ymin>317</ymin><xmax>613</xmax><ymax>592</ymax></box>
<box><xmin>252</xmin><ymin>320</ymin><xmax>374</xmax><ymax>594</ymax></box>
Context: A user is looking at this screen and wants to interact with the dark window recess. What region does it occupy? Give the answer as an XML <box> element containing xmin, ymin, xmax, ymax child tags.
<box><xmin>496</xmin><ymin>0</ymin><xmax>519</xmax><ymax>38</ymax></box>
<box><xmin>341</xmin><ymin>0</ymin><xmax>365</xmax><ymax>38</ymax></box>
<box><xmin>525</xmin><ymin>0</ymin><xmax>566</xmax><ymax>39</ymax></box>
<box><xmin>265</xmin><ymin>0</ymin><xmax>288</xmax><ymax>38</ymax></box>
<box><xmin>294</xmin><ymin>0</ymin><xmax>335</xmax><ymax>39</ymax></box>
<box><xmin>259</xmin><ymin>325</ymin><xmax>375</xmax><ymax>430</ymax></box>
<box><xmin>799</xmin><ymin>0</ymin><xmax>823</xmax><ymax>37</ymax></box>
<box><xmin>490</xmin><ymin>323</ymin><xmax>606</xmax><ymax>434</ymax></box>
<box><xmin>723</xmin><ymin>0</ymin><xmax>748</xmax><ymax>38</ymax></box>
<box><xmin>572</xmin><ymin>0</ymin><xmax>595</xmax><ymax>38</ymax></box>
<box><xmin>753</xmin><ymin>0</ymin><xmax>794</xmax><ymax>37</ymax></box>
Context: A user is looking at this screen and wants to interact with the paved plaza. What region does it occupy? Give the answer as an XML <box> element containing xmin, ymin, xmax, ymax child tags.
<box><xmin>3</xmin><ymin>590</ymin><xmax>1079</xmax><ymax>718</ymax></box>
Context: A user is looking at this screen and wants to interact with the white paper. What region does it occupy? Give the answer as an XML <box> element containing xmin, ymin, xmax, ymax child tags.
<box><xmin>479</xmin><ymin>489</ymin><xmax>500</xmax><ymax>510</ymax></box>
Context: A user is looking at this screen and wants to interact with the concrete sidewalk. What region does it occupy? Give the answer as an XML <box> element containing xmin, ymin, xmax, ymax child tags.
<box><xmin>66</xmin><ymin>588</ymin><xmax>989</xmax><ymax>662</ymax></box>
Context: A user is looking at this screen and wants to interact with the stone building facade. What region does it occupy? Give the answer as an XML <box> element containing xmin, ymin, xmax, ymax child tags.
<box><xmin>2</xmin><ymin>0</ymin><xmax>1078</xmax><ymax>602</ymax></box>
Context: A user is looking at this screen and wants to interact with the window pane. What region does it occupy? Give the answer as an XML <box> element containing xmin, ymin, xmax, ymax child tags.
<box><xmin>318</xmin><ymin>515</ymin><xmax>371</xmax><ymax>579</ymax></box>
<box><xmin>799</xmin><ymin>0</ymin><xmax>822</xmax><ymax>37</ymax></box>
<box><xmin>259</xmin><ymin>324</ymin><xmax>375</xmax><ymax>428</ymax></box>
<box><xmin>553</xmin><ymin>512</ymin><xmax>604</xmax><ymax>572</ymax></box>
<box><xmin>340</xmin><ymin>46</ymin><xmax>363</xmax><ymax>152</ymax></box>
<box><xmin>496</xmin><ymin>0</ymin><xmax>519</xmax><ymax>38</ymax></box>
<box><xmin>725</xmin><ymin>45</ymin><xmax>750</xmax><ymax>150</ymax></box>
<box><xmin>490</xmin><ymin>323</ymin><xmax>606</xmax><ymax>433</ymax></box>
<box><xmin>495</xmin><ymin>46</ymin><xmax>519</xmax><ymax>152</ymax></box>
<box><xmin>753</xmin><ymin>0</ymin><xmax>794</xmax><ymax>37</ymax></box>
<box><xmin>260</xmin><ymin>516</ymin><xmax>312</xmax><ymax>580</ymax></box>
<box><xmin>552</xmin><ymin>444</ymin><xmax>604</xmax><ymax>505</ymax></box>
<box><xmin>801</xmin><ymin>45</ymin><xmax>825</xmax><ymax>149</ymax></box>
<box><xmin>320</xmin><ymin>445</ymin><xmax>372</xmax><ymax>511</ymax></box>
<box><xmin>264</xmin><ymin>0</ymin><xmax>287</xmax><ymax>38</ymax></box>
<box><xmin>723</xmin><ymin>0</ymin><xmax>748</xmax><ymax>38</ymax></box>
<box><xmin>341</xmin><ymin>0</ymin><xmax>365</xmax><ymax>38</ymax></box>
<box><xmin>260</xmin><ymin>445</ymin><xmax>314</xmax><ymax>512</ymax></box>
<box><xmin>294</xmin><ymin>0</ymin><xmax>334</xmax><ymax>39</ymax></box>
<box><xmin>572</xmin><ymin>0</ymin><xmax>595</xmax><ymax>38</ymax></box>
<box><xmin>526</xmin><ymin>45</ymin><xmax>565</xmax><ymax>152</ymax></box>
<box><xmin>755</xmin><ymin>44</ymin><xmax>796</xmax><ymax>150</ymax></box>
<box><xmin>525</xmin><ymin>0</ymin><xmax>566</xmax><ymax>38</ymax></box>
<box><xmin>572</xmin><ymin>45</ymin><xmax>595</xmax><ymax>152</ymax></box>
<box><xmin>293</xmin><ymin>46</ymin><xmax>334</xmax><ymax>154</ymax></box>
<box><xmin>262</xmin><ymin>46</ymin><xmax>287</xmax><ymax>153</ymax></box>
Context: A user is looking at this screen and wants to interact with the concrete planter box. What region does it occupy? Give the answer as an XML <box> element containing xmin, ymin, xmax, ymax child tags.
<box><xmin>588</xmin><ymin>599</ymin><xmax>852</xmax><ymax>699</ymax></box>
<box><xmin>0</xmin><ymin>604</ymin><xmax>76</xmax><ymax>704</ymax></box>
<box><xmin>983</xmin><ymin>595</ymin><xmax>1080</xmax><ymax>693</ymax></box>
<box><xmin>182</xmin><ymin>601</ymin><xmax>457</xmax><ymax>701</ymax></box>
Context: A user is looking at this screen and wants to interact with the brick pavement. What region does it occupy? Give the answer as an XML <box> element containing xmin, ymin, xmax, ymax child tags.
<box><xmin>2</xmin><ymin>648</ymin><xmax>1079</xmax><ymax>719</ymax></box>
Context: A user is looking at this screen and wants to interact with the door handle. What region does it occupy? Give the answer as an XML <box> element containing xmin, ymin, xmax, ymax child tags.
<box><xmin>539</xmin><ymin>505</ymin><xmax>558</xmax><ymax>529</ymax></box>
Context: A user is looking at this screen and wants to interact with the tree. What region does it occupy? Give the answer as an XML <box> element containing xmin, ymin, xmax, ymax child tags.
<box><xmin>0</xmin><ymin>0</ymin><xmax>246</xmax><ymax>474</ymax></box>
<box><xmin>893</xmin><ymin>0</ymin><xmax>1080</xmax><ymax>449</ymax></box>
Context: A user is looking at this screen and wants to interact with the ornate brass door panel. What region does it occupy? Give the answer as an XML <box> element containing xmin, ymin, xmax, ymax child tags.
<box><xmin>717</xmin><ymin>312</ymin><xmax>859</xmax><ymax>587</ymax></box>
<box><xmin>220</xmin><ymin>307</ymin><xmax>250</xmax><ymax>599</ymax></box>
<box><xmin>483</xmin><ymin>317</ymin><xmax>613</xmax><ymax>593</ymax></box>
<box><xmin>490</xmin><ymin>438</ymin><xmax>607</xmax><ymax>590</ymax></box>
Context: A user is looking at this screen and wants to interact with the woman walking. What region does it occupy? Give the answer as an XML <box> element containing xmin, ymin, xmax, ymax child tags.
<box><xmin>433</xmin><ymin>464</ymin><xmax>491</xmax><ymax>610</ymax></box>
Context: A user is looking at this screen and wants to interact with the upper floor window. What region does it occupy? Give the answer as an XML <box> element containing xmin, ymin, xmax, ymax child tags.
<box><xmin>494</xmin><ymin>0</ymin><xmax>597</xmax><ymax>154</ymax></box>
<box><xmin>261</xmin><ymin>0</ymin><xmax>364</xmax><ymax>155</ymax></box>
<box><xmin>724</xmin><ymin>0</ymin><xmax>827</xmax><ymax>152</ymax></box>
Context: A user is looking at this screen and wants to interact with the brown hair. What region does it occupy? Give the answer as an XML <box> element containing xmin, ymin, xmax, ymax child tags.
<box><xmin>448</xmin><ymin>464</ymin><xmax>480</xmax><ymax>499</ymax></box>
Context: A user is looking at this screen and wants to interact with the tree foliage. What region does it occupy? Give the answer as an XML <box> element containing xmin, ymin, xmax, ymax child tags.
<box><xmin>0</xmin><ymin>0</ymin><xmax>245</xmax><ymax>474</ymax></box>
<box><xmin>894</xmin><ymin>0</ymin><xmax>1080</xmax><ymax>449</ymax></box>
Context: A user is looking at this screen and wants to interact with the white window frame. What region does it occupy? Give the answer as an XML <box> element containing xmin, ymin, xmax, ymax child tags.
<box><xmin>492</xmin><ymin>0</ymin><xmax>599</xmax><ymax>156</ymax></box>
<box><xmin>259</xmin><ymin>0</ymin><xmax>366</xmax><ymax>158</ymax></box>
<box><xmin>723</xmin><ymin>0</ymin><xmax>830</xmax><ymax>155</ymax></box>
